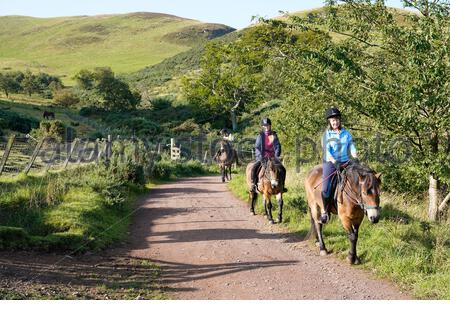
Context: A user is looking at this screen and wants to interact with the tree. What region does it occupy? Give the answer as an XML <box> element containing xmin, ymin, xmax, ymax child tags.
<box><xmin>53</xmin><ymin>89</ymin><xmax>80</xmax><ymax>107</ymax></box>
<box><xmin>21</xmin><ymin>70</ymin><xmax>40</xmax><ymax>96</ymax></box>
<box><xmin>268</xmin><ymin>0</ymin><xmax>450</xmax><ymax>220</ymax></box>
<box><xmin>74</xmin><ymin>69</ymin><xmax>95</xmax><ymax>90</ymax></box>
<box><xmin>75</xmin><ymin>67</ymin><xmax>140</xmax><ymax>110</ymax></box>
<box><xmin>0</xmin><ymin>72</ymin><xmax>21</xmax><ymax>98</ymax></box>
<box><xmin>183</xmin><ymin>25</ymin><xmax>297</xmax><ymax>130</ymax></box>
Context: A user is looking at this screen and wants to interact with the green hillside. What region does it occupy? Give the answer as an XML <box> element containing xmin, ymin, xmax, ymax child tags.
<box><xmin>0</xmin><ymin>13</ymin><xmax>234</xmax><ymax>84</ymax></box>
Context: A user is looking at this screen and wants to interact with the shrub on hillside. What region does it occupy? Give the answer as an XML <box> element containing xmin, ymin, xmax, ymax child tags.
<box><xmin>30</xmin><ymin>120</ymin><xmax>76</xmax><ymax>141</ymax></box>
<box><xmin>53</xmin><ymin>89</ymin><xmax>80</xmax><ymax>107</ymax></box>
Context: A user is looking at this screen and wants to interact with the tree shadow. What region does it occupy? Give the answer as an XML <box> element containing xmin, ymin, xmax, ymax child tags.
<box><xmin>131</xmin><ymin>257</ymin><xmax>299</xmax><ymax>289</ymax></box>
<box><xmin>0</xmin><ymin>253</ymin><xmax>169</xmax><ymax>299</ymax></box>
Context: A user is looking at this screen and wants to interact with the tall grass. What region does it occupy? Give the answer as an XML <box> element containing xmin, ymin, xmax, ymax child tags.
<box><xmin>228</xmin><ymin>166</ymin><xmax>450</xmax><ymax>299</ymax></box>
<box><xmin>0</xmin><ymin>154</ymin><xmax>215</xmax><ymax>252</ymax></box>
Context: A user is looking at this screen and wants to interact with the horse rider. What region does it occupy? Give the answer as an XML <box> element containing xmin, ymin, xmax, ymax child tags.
<box><xmin>321</xmin><ymin>107</ymin><xmax>358</xmax><ymax>222</ymax></box>
<box><xmin>220</xmin><ymin>128</ymin><xmax>234</xmax><ymax>142</ymax></box>
<box><xmin>213</xmin><ymin>128</ymin><xmax>233</xmax><ymax>160</ymax></box>
<box><xmin>250</xmin><ymin>117</ymin><xmax>287</xmax><ymax>193</ymax></box>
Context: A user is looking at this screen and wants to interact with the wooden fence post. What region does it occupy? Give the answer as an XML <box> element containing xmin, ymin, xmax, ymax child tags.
<box><xmin>0</xmin><ymin>134</ymin><xmax>16</xmax><ymax>176</ymax></box>
<box><xmin>106</xmin><ymin>135</ymin><xmax>112</xmax><ymax>160</ymax></box>
<box><xmin>64</xmin><ymin>138</ymin><xmax>79</xmax><ymax>169</ymax></box>
<box><xmin>24</xmin><ymin>137</ymin><xmax>46</xmax><ymax>175</ymax></box>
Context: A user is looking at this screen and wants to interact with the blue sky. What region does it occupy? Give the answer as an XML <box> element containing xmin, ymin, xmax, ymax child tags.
<box><xmin>1</xmin><ymin>0</ymin><xmax>407</xmax><ymax>29</ymax></box>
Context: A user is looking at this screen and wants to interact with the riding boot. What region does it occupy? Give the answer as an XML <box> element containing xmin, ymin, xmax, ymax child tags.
<box><xmin>251</xmin><ymin>161</ymin><xmax>261</xmax><ymax>192</ymax></box>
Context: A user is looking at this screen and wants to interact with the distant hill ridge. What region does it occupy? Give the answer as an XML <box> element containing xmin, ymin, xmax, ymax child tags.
<box><xmin>0</xmin><ymin>12</ymin><xmax>235</xmax><ymax>84</ymax></box>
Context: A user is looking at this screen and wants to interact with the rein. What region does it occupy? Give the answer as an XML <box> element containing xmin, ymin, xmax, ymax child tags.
<box><xmin>339</xmin><ymin>170</ymin><xmax>381</xmax><ymax>212</ymax></box>
<box><xmin>261</xmin><ymin>158</ymin><xmax>281</xmax><ymax>183</ymax></box>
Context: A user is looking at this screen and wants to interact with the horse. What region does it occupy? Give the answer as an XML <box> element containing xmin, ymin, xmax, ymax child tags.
<box><xmin>304</xmin><ymin>161</ymin><xmax>381</xmax><ymax>264</ymax></box>
<box><xmin>246</xmin><ymin>157</ymin><xmax>285</xmax><ymax>224</ymax></box>
<box><xmin>43</xmin><ymin>111</ymin><xmax>55</xmax><ymax>120</ymax></box>
<box><xmin>214</xmin><ymin>139</ymin><xmax>238</xmax><ymax>182</ymax></box>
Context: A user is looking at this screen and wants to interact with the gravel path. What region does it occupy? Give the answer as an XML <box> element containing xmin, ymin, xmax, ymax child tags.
<box><xmin>128</xmin><ymin>176</ymin><xmax>409</xmax><ymax>299</ymax></box>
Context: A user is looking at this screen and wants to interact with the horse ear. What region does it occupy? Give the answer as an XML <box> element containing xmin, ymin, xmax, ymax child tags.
<box><xmin>375</xmin><ymin>172</ymin><xmax>382</xmax><ymax>181</ymax></box>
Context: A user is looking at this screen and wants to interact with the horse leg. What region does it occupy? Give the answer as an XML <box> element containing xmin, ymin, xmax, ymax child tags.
<box><xmin>312</xmin><ymin>203</ymin><xmax>328</xmax><ymax>255</ymax></box>
<box><xmin>309</xmin><ymin>214</ymin><xmax>319</xmax><ymax>244</ymax></box>
<box><xmin>276</xmin><ymin>193</ymin><xmax>283</xmax><ymax>223</ymax></box>
<box><xmin>250</xmin><ymin>191</ymin><xmax>257</xmax><ymax>215</ymax></box>
<box><xmin>315</xmin><ymin>221</ymin><xmax>328</xmax><ymax>255</ymax></box>
<box><xmin>229</xmin><ymin>165</ymin><xmax>232</xmax><ymax>180</ymax></box>
<box><xmin>262</xmin><ymin>194</ymin><xmax>268</xmax><ymax>217</ymax></box>
<box><xmin>221</xmin><ymin>166</ymin><xmax>225</xmax><ymax>183</ymax></box>
<box><xmin>346</xmin><ymin>223</ymin><xmax>361</xmax><ymax>265</ymax></box>
<box><xmin>267</xmin><ymin>196</ymin><xmax>274</xmax><ymax>224</ymax></box>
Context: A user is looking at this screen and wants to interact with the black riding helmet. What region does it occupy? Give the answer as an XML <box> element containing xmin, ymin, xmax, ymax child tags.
<box><xmin>325</xmin><ymin>107</ymin><xmax>341</xmax><ymax>120</ymax></box>
<box><xmin>261</xmin><ymin>117</ymin><xmax>272</xmax><ymax>126</ymax></box>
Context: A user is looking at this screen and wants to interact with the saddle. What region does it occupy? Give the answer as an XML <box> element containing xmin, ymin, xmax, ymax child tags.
<box><xmin>329</xmin><ymin>161</ymin><xmax>351</xmax><ymax>209</ymax></box>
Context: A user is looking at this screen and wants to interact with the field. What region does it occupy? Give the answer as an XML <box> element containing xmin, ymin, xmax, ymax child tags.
<box><xmin>0</xmin><ymin>13</ymin><xmax>234</xmax><ymax>85</ymax></box>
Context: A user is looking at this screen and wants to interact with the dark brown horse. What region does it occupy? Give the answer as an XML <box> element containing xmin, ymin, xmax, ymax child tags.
<box><xmin>246</xmin><ymin>157</ymin><xmax>285</xmax><ymax>224</ymax></box>
<box><xmin>214</xmin><ymin>139</ymin><xmax>238</xmax><ymax>182</ymax></box>
<box><xmin>43</xmin><ymin>111</ymin><xmax>55</xmax><ymax>120</ymax></box>
<box><xmin>304</xmin><ymin>161</ymin><xmax>381</xmax><ymax>264</ymax></box>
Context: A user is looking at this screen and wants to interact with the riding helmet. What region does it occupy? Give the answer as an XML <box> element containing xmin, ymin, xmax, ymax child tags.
<box><xmin>261</xmin><ymin>117</ymin><xmax>272</xmax><ymax>126</ymax></box>
<box><xmin>325</xmin><ymin>107</ymin><xmax>341</xmax><ymax>119</ymax></box>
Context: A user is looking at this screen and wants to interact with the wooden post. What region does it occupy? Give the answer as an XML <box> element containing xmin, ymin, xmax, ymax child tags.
<box><xmin>45</xmin><ymin>148</ymin><xmax>56</xmax><ymax>173</ymax></box>
<box><xmin>0</xmin><ymin>134</ymin><xmax>16</xmax><ymax>176</ymax></box>
<box><xmin>106</xmin><ymin>135</ymin><xmax>112</xmax><ymax>160</ymax></box>
<box><xmin>88</xmin><ymin>139</ymin><xmax>100</xmax><ymax>162</ymax></box>
<box><xmin>24</xmin><ymin>137</ymin><xmax>45</xmax><ymax>175</ymax></box>
<box><xmin>77</xmin><ymin>139</ymin><xmax>90</xmax><ymax>165</ymax></box>
<box><xmin>64</xmin><ymin>138</ymin><xmax>79</xmax><ymax>169</ymax></box>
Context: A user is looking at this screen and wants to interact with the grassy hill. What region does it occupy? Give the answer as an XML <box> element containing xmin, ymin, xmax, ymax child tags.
<box><xmin>0</xmin><ymin>13</ymin><xmax>234</xmax><ymax>85</ymax></box>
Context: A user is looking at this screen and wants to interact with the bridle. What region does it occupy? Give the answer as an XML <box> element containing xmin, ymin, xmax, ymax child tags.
<box><xmin>339</xmin><ymin>170</ymin><xmax>381</xmax><ymax>213</ymax></box>
<box><xmin>262</xmin><ymin>158</ymin><xmax>278</xmax><ymax>183</ymax></box>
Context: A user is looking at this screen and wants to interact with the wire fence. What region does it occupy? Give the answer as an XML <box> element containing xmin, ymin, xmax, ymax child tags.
<box><xmin>0</xmin><ymin>134</ymin><xmax>258</xmax><ymax>177</ymax></box>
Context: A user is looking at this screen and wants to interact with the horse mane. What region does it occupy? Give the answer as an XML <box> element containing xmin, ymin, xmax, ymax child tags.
<box><xmin>344</xmin><ymin>161</ymin><xmax>377</xmax><ymax>187</ymax></box>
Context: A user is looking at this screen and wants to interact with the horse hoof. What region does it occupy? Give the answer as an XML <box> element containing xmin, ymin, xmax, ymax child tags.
<box><xmin>347</xmin><ymin>255</ymin><xmax>360</xmax><ymax>265</ymax></box>
<box><xmin>319</xmin><ymin>250</ymin><xmax>328</xmax><ymax>256</ymax></box>
<box><xmin>315</xmin><ymin>241</ymin><xmax>320</xmax><ymax>247</ymax></box>
<box><xmin>250</xmin><ymin>210</ymin><xmax>256</xmax><ymax>215</ymax></box>
<box><xmin>276</xmin><ymin>219</ymin><xmax>282</xmax><ymax>224</ymax></box>
<box><xmin>320</xmin><ymin>213</ymin><xmax>330</xmax><ymax>224</ymax></box>
<box><xmin>268</xmin><ymin>220</ymin><xmax>275</xmax><ymax>225</ymax></box>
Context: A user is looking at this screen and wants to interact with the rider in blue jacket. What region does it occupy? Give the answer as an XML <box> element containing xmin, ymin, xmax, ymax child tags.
<box><xmin>321</xmin><ymin>107</ymin><xmax>358</xmax><ymax>223</ymax></box>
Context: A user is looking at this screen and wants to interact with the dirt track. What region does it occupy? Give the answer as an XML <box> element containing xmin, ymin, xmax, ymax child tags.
<box><xmin>0</xmin><ymin>176</ymin><xmax>410</xmax><ymax>299</ymax></box>
<box><xmin>127</xmin><ymin>176</ymin><xmax>409</xmax><ymax>299</ymax></box>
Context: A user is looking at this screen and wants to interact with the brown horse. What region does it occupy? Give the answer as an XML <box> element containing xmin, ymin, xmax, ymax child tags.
<box><xmin>246</xmin><ymin>157</ymin><xmax>285</xmax><ymax>224</ymax></box>
<box><xmin>43</xmin><ymin>111</ymin><xmax>55</xmax><ymax>120</ymax></box>
<box><xmin>214</xmin><ymin>139</ymin><xmax>238</xmax><ymax>182</ymax></box>
<box><xmin>304</xmin><ymin>161</ymin><xmax>381</xmax><ymax>264</ymax></box>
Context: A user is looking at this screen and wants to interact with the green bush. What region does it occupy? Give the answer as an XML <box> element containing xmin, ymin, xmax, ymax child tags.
<box><xmin>0</xmin><ymin>109</ymin><xmax>39</xmax><ymax>133</ymax></box>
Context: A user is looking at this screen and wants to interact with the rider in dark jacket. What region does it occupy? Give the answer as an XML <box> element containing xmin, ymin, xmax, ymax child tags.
<box><xmin>251</xmin><ymin>117</ymin><xmax>286</xmax><ymax>192</ymax></box>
